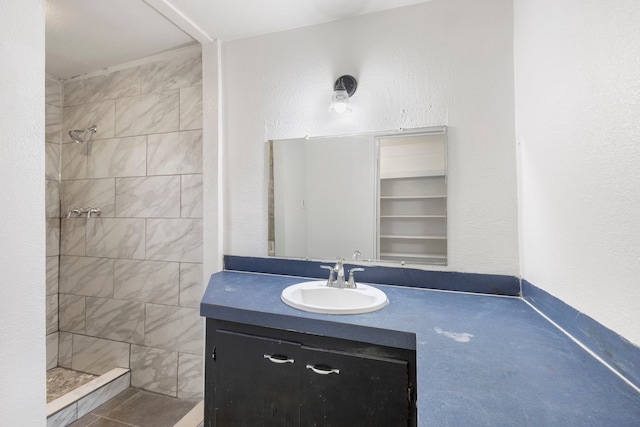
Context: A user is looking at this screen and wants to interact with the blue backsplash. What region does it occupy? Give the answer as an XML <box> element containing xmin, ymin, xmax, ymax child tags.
<box><xmin>223</xmin><ymin>255</ymin><xmax>521</xmax><ymax>296</ymax></box>
<box><xmin>523</xmin><ymin>280</ymin><xmax>640</xmax><ymax>389</ymax></box>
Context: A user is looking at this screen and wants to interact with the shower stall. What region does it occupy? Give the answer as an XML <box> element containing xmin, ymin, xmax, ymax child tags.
<box><xmin>44</xmin><ymin>49</ymin><xmax>206</xmax><ymax>407</ymax></box>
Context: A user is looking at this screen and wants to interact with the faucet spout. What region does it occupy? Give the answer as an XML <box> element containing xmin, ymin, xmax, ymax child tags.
<box><xmin>332</xmin><ymin>261</ymin><xmax>346</xmax><ymax>288</ymax></box>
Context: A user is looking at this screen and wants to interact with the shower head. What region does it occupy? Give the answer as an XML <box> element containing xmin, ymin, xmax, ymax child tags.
<box><xmin>68</xmin><ymin>125</ymin><xmax>97</xmax><ymax>143</ymax></box>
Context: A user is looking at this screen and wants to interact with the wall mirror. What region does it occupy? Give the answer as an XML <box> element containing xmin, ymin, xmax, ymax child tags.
<box><xmin>268</xmin><ymin>126</ymin><xmax>447</xmax><ymax>265</ymax></box>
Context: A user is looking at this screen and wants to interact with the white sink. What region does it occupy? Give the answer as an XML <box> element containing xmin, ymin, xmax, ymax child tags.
<box><xmin>281</xmin><ymin>280</ymin><xmax>388</xmax><ymax>315</ymax></box>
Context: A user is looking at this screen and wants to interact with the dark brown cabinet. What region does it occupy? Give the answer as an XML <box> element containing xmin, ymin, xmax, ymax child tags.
<box><xmin>205</xmin><ymin>320</ymin><xmax>416</xmax><ymax>427</ymax></box>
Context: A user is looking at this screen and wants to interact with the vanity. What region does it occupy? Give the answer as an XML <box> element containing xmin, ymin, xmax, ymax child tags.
<box><xmin>201</xmin><ymin>266</ymin><xmax>418</xmax><ymax>427</ymax></box>
<box><xmin>200</xmin><ymin>257</ymin><xmax>640</xmax><ymax>426</ymax></box>
<box><xmin>206</xmin><ymin>321</ymin><xmax>416</xmax><ymax>426</ymax></box>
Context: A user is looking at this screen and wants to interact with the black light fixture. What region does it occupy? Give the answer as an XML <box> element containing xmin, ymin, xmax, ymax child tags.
<box><xmin>329</xmin><ymin>75</ymin><xmax>357</xmax><ymax>113</ymax></box>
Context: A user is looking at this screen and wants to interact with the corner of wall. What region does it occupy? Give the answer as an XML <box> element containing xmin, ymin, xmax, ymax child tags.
<box><xmin>522</xmin><ymin>279</ymin><xmax>640</xmax><ymax>391</ymax></box>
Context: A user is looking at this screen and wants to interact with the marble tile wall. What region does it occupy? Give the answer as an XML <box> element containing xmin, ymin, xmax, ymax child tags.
<box><xmin>58</xmin><ymin>48</ymin><xmax>204</xmax><ymax>398</ymax></box>
<box><xmin>46</xmin><ymin>76</ymin><xmax>62</xmax><ymax>370</ymax></box>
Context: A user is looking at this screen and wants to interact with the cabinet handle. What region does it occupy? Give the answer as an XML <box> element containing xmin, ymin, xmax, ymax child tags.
<box><xmin>263</xmin><ymin>354</ymin><xmax>294</xmax><ymax>364</ymax></box>
<box><xmin>306</xmin><ymin>364</ymin><xmax>340</xmax><ymax>375</ymax></box>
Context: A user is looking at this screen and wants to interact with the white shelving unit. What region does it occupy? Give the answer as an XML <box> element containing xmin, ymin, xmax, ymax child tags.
<box><xmin>377</xmin><ymin>132</ymin><xmax>447</xmax><ymax>265</ymax></box>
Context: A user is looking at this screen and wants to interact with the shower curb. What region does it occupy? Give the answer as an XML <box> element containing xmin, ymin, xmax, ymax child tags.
<box><xmin>46</xmin><ymin>367</ymin><xmax>130</xmax><ymax>427</ymax></box>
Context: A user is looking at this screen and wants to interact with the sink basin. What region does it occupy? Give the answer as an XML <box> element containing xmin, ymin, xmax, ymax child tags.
<box><xmin>281</xmin><ymin>280</ymin><xmax>388</xmax><ymax>314</ymax></box>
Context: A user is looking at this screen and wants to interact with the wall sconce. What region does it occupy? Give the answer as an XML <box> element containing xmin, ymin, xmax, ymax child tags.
<box><xmin>329</xmin><ymin>75</ymin><xmax>357</xmax><ymax>113</ymax></box>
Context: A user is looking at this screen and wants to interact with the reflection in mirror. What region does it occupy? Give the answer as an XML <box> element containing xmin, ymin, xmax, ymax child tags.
<box><xmin>378</xmin><ymin>133</ymin><xmax>447</xmax><ymax>265</ymax></box>
<box><xmin>269</xmin><ymin>127</ymin><xmax>447</xmax><ymax>265</ymax></box>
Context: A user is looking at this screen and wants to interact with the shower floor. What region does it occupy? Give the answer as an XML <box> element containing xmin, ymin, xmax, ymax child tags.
<box><xmin>46</xmin><ymin>367</ymin><xmax>97</xmax><ymax>403</ymax></box>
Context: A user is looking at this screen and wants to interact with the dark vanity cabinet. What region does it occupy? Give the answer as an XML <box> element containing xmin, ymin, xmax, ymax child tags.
<box><xmin>205</xmin><ymin>320</ymin><xmax>417</xmax><ymax>427</ymax></box>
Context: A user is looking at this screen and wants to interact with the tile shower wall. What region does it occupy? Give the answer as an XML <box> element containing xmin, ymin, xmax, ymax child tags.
<box><xmin>58</xmin><ymin>49</ymin><xmax>204</xmax><ymax>399</ymax></box>
<box><xmin>46</xmin><ymin>76</ymin><xmax>62</xmax><ymax>370</ymax></box>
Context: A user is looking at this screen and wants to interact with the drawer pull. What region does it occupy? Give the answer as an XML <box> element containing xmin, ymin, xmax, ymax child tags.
<box><xmin>263</xmin><ymin>354</ymin><xmax>294</xmax><ymax>364</ymax></box>
<box><xmin>306</xmin><ymin>364</ymin><xmax>340</xmax><ymax>375</ymax></box>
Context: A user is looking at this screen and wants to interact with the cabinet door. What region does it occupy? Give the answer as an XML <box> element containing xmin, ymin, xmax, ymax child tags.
<box><xmin>214</xmin><ymin>330</ymin><xmax>301</xmax><ymax>427</ymax></box>
<box><xmin>300</xmin><ymin>346</ymin><xmax>410</xmax><ymax>427</ymax></box>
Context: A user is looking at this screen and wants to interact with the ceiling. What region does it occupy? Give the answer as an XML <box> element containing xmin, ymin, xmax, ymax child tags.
<box><xmin>46</xmin><ymin>0</ymin><xmax>431</xmax><ymax>80</ymax></box>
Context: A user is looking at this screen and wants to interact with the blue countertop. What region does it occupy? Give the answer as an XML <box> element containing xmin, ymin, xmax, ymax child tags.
<box><xmin>201</xmin><ymin>271</ymin><xmax>640</xmax><ymax>426</ymax></box>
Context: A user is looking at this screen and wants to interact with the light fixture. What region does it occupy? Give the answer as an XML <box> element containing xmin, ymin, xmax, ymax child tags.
<box><xmin>329</xmin><ymin>75</ymin><xmax>357</xmax><ymax>113</ymax></box>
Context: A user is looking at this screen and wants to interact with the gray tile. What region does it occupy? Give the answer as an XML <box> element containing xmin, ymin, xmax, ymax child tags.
<box><xmin>179</xmin><ymin>86</ymin><xmax>203</xmax><ymax>130</ymax></box>
<box><xmin>179</xmin><ymin>263</ymin><xmax>203</xmax><ymax>308</ymax></box>
<box><xmin>59</xmin><ymin>294</ymin><xmax>86</xmax><ymax>334</ymax></box>
<box><xmin>60</xmin><ymin>218</ymin><xmax>86</xmax><ymax>256</ymax></box>
<box><xmin>145</xmin><ymin>304</ymin><xmax>202</xmax><ymax>354</ymax></box>
<box><xmin>147</xmin><ymin>130</ymin><xmax>202</xmax><ymax>175</ymax></box>
<box><xmin>58</xmin><ymin>332</ymin><xmax>73</xmax><ymax>368</ymax></box>
<box><xmin>46</xmin><ymin>294</ymin><xmax>59</xmax><ymax>334</ymax></box>
<box><xmin>47</xmin><ymin>403</ymin><xmax>78</xmax><ymax>427</ymax></box>
<box><xmin>46</xmin><ymin>102</ymin><xmax>62</xmax><ymax>143</ymax></box>
<box><xmin>46</xmin><ymin>76</ymin><xmax>62</xmax><ymax>107</ymax></box>
<box><xmin>46</xmin><ymin>218</ymin><xmax>60</xmax><ymax>257</ymax></box>
<box><xmin>63</xmin><ymin>78</ymin><xmax>85</xmax><ymax>106</ymax></box>
<box><xmin>77</xmin><ymin>372</ymin><xmax>130</xmax><ymax>418</ymax></box>
<box><xmin>63</xmin><ymin>100</ymin><xmax>116</xmax><ymax>141</ymax></box>
<box><xmin>115</xmin><ymin>91</ymin><xmax>179</xmax><ymax>137</ymax></box>
<box><xmin>114</xmin><ymin>259</ymin><xmax>179</xmax><ymax>305</ymax></box>
<box><xmin>61</xmin><ymin>141</ymin><xmax>88</xmax><ymax>180</ymax></box>
<box><xmin>76</xmin><ymin>417</ymin><xmax>130</xmax><ymax>427</ymax></box>
<box><xmin>61</xmin><ymin>179</ymin><xmax>115</xmax><ymax>218</ymax></box>
<box><xmin>72</xmin><ymin>335</ymin><xmax>130</xmax><ymax>375</ymax></box>
<box><xmin>46</xmin><ymin>179</ymin><xmax>60</xmax><ymax>219</ymax></box>
<box><xmin>85</xmin><ymin>297</ymin><xmax>145</xmax><ymax>344</ymax></box>
<box><xmin>67</xmin><ymin>413</ymin><xmax>99</xmax><ymax>427</ymax></box>
<box><xmin>178</xmin><ymin>353</ymin><xmax>203</xmax><ymax>399</ymax></box>
<box><xmin>47</xmin><ymin>219</ymin><xmax>61</xmax><ymax>259</ymax></box>
<box><xmin>47</xmin><ymin>332</ymin><xmax>59</xmax><ymax>370</ymax></box>
<box><xmin>181</xmin><ymin>174</ymin><xmax>202</xmax><ymax>218</ymax></box>
<box><xmin>46</xmin><ymin>142</ymin><xmax>60</xmax><ymax>181</ymax></box>
<box><xmin>86</xmin><ymin>218</ymin><xmax>145</xmax><ymax>259</ymax></box>
<box><xmin>146</xmin><ymin>219</ymin><xmax>202</xmax><ymax>263</ymax></box>
<box><xmin>59</xmin><ymin>256</ymin><xmax>114</xmax><ymax>298</ymax></box>
<box><xmin>91</xmin><ymin>389</ymin><xmax>196</xmax><ymax>427</ymax></box>
<box><xmin>90</xmin><ymin>387</ymin><xmax>138</xmax><ymax>416</ymax></box>
<box><xmin>87</xmin><ymin>136</ymin><xmax>146</xmax><ymax>178</ymax></box>
<box><xmin>130</xmin><ymin>345</ymin><xmax>178</xmax><ymax>396</ymax></box>
<box><xmin>46</xmin><ymin>255</ymin><xmax>59</xmax><ymax>296</ymax></box>
<box><xmin>83</xmin><ymin>67</ymin><xmax>141</xmax><ymax>103</ymax></box>
<box><xmin>115</xmin><ymin>176</ymin><xmax>180</xmax><ymax>218</ymax></box>
<box><xmin>141</xmin><ymin>52</ymin><xmax>202</xmax><ymax>94</ymax></box>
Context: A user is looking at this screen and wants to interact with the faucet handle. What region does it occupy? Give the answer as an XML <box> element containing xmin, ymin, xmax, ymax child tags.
<box><xmin>320</xmin><ymin>265</ymin><xmax>336</xmax><ymax>285</ymax></box>
<box><xmin>347</xmin><ymin>268</ymin><xmax>365</xmax><ymax>288</ymax></box>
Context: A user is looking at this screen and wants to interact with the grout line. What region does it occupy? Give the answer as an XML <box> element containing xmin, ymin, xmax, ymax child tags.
<box><xmin>173</xmin><ymin>400</ymin><xmax>204</xmax><ymax>427</ymax></box>
<box><xmin>523</xmin><ymin>299</ymin><xmax>640</xmax><ymax>394</ymax></box>
<box><xmin>98</xmin><ymin>415</ymin><xmax>139</xmax><ymax>427</ymax></box>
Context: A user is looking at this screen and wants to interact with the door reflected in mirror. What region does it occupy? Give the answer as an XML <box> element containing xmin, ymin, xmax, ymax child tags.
<box><xmin>269</xmin><ymin>127</ymin><xmax>447</xmax><ymax>265</ymax></box>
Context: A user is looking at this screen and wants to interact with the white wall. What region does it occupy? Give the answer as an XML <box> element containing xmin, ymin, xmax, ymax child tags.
<box><xmin>515</xmin><ymin>0</ymin><xmax>640</xmax><ymax>345</ymax></box>
<box><xmin>0</xmin><ymin>0</ymin><xmax>46</xmax><ymax>424</ymax></box>
<box><xmin>221</xmin><ymin>0</ymin><xmax>519</xmax><ymax>275</ymax></box>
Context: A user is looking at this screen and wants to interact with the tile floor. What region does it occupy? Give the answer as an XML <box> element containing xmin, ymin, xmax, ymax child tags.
<box><xmin>47</xmin><ymin>368</ymin><xmax>97</xmax><ymax>403</ymax></box>
<box><xmin>68</xmin><ymin>388</ymin><xmax>200</xmax><ymax>427</ymax></box>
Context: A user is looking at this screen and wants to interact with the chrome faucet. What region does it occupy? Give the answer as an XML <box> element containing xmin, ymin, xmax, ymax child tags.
<box><xmin>347</xmin><ymin>268</ymin><xmax>365</xmax><ymax>288</ymax></box>
<box><xmin>321</xmin><ymin>261</ymin><xmax>347</xmax><ymax>288</ymax></box>
<box><xmin>66</xmin><ymin>208</ymin><xmax>82</xmax><ymax>219</ymax></box>
<box><xmin>321</xmin><ymin>261</ymin><xmax>365</xmax><ymax>289</ymax></box>
<box><xmin>333</xmin><ymin>260</ymin><xmax>346</xmax><ymax>288</ymax></box>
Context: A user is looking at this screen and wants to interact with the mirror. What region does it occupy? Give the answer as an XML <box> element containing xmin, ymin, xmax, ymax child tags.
<box><xmin>269</xmin><ymin>127</ymin><xmax>447</xmax><ymax>265</ymax></box>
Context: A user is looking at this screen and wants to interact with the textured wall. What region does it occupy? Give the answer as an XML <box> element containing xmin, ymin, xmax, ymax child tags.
<box><xmin>0</xmin><ymin>0</ymin><xmax>46</xmax><ymax>424</ymax></box>
<box><xmin>58</xmin><ymin>48</ymin><xmax>204</xmax><ymax>398</ymax></box>
<box><xmin>221</xmin><ymin>0</ymin><xmax>519</xmax><ymax>275</ymax></box>
<box><xmin>515</xmin><ymin>0</ymin><xmax>640</xmax><ymax>345</ymax></box>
